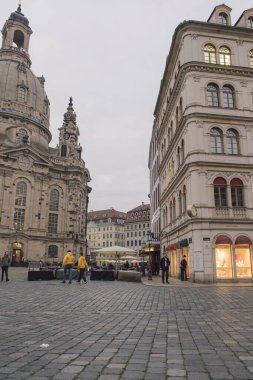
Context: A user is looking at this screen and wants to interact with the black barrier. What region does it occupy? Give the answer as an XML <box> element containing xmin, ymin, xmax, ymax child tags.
<box><xmin>90</xmin><ymin>270</ymin><xmax>115</xmax><ymax>281</ymax></box>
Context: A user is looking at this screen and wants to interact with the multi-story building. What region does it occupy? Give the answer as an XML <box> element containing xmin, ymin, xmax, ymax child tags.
<box><xmin>125</xmin><ymin>203</ymin><xmax>150</xmax><ymax>252</ymax></box>
<box><xmin>87</xmin><ymin>208</ymin><xmax>126</xmax><ymax>258</ymax></box>
<box><xmin>0</xmin><ymin>6</ymin><xmax>91</xmax><ymax>263</ymax></box>
<box><xmin>151</xmin><ymin>4</ymin><xmax>253</xmax><ymax>282</ymax></box>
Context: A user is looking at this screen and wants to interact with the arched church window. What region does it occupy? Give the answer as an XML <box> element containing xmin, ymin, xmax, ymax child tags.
<box><xmin>13</xmin><ymin>29</ymin><xmax>24</xmax><ymax>49</ymax></box>
<box><xmin>16</xmin><ymin>128</ymin><xmax>28</xmax><ymax>144</ymax></box>
<box><xmin>61</xmin><ymin>145</ymin><xmax>67</xmax><ymax>157</ymax></box>
<box><xmin>14</xmin><ymin>181</ymin><xmax>27</xmax><ymax>230</ymax></box>
<box><xmin>49</xmin><ymin>190</ymin><xmax>59</xmax><ymax>211</ymax></box>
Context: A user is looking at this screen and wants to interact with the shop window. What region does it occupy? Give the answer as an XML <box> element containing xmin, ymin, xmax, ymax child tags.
<box><xmin>215</xmin><ymin>243</ymin><xmax>232</xmax><ymax>279</ymax></box>
<box><xmin>219</xmin><ymin>46</ymin><xmax>231</xmax><ymax>66</ymax></box>
<box><xmin>210</xmin><ymin>127</ymin><xmax>223</xmax><ymax>153</ymax></box>
<box><xmin>249</xmin><ymin>50</ymin><xmax>253</xmax><ymax>68</ymax></box>
<box><xmin>248</xmin><ymin>17</ymin><xmax>253</xmax><ymax>29</ymax></box>
<box><xmin>204</xmin><ymin>44</ymin><xmax>217</xmax><ymax>64</ymax></box>
<box><xmin>226</xmin><ymin>129</ymin><xmax>239</xmax><ymax>155</ymax></box>
<box><xmin>230</xmin><ymin>178</ymin><xmax>244</xmax><ymax>207</ymax></box>
<box><xmin>48</xmin><ymin>245</ymin><xmax>58</xmax><ymax>258</ymax></box>
<box><xmin>219</xmin><ymin>12</ymin><xmax>228</xmax><ymax>25</ymax></box>
<box><xmin>235</xmin><ymin>238</ymin><xmax>252</xmax><ymax>278</ymax></box>
<box><xmin>223</xmin><ymin>85</ymin><xmax>235</xmax><ymax>108</ymax></box>
<box><xmin>214</xmin><ymin>177</ymin><xmax>227</xmax><ymax>207</ymax></box>
<box><xmin>207</xmin><ymin>83</ymin><xmax>219</xmax><ymax>107</ymax></box>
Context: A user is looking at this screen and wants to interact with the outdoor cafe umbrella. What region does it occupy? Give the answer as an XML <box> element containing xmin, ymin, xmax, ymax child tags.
<box><xmin>95</xmin><ymin>246</ymin><xmax>137</xmax><ymax>269</ymax></box>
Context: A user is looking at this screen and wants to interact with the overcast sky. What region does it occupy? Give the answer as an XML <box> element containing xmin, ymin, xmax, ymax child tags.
<box><xmin>1</xmin><ymin>1</ymin><xmax>252</xmax><ymax>212</ymax></box>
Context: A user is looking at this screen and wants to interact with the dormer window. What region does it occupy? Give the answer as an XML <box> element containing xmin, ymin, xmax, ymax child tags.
<box><xmin>248</xmin><ymin>17</ymin><xmax>253</xmax><ymax>29</ymax></box>
<box><xmin>219</xmin><ymin>12</ymin><xmax>228</xmax><ymax>25</ymax></box>
<box><xmin>18</xmin><ymin>86</ymin><xmax>27</xmax><ymax>102</ymax></box>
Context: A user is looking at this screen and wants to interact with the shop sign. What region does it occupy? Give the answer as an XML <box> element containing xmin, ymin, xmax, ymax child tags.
<box><xmin>203</xmin><ymin>237</ymin><xmax>210</xmax><ymax>241</ymax></box>
<box><xmin>189</xmin><ymin>237</ymin><xmax>192</xmax><ymax>244</ymax></box>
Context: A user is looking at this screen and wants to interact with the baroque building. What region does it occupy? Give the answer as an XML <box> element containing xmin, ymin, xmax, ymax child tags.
<box><xmin>124</xmin><ymin>202</ymin><xmax>150</xmax><ymax>252</ymax></box>
<box><xmin>150</xmin><ymin>4</ymin><xmax>253</xmax><ymax>282</ymax></box>
<box><xmin>0</xmin><ymin>6</ymin><xmax>91</xmax><ymax>264</ymax></box>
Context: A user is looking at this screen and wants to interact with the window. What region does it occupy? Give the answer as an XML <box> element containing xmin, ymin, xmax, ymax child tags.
<box><xmin>214</xmin><ymin>177</ymin><xmax>227</xmax><ymax>207</ymax></box>
<box><xmin>177</xmin><ymin>146</ymin><xmax>180</xmax><ymax>167</ymax></box>
<box><xmin>14</xmin><ymin>208</ymin><xmax>25</xmax><ymax>230</ymax></box>
<box><xmin>61</xmin><ymin>145</ymin><xmax>67</xmax><ymax>157</ymax></box>
<box><xmin>179</xmin><ymin>191</ymin><xmax>182</xmax><ymax>215</ymax></box>
<box><xmin>249</xmin><ymin>50</ymin><xmax>253</xmax><ymax>68</ymax></box>
<box><xmin>18</xmin><ymin>86</ymin><xmax>27</xmax><ymax>102</ymax></box>
<box><xmin>219</xmin><ymin>12</ymin><xmax>228</xmax><ymax>25</ymax></box>
<box><xmin>48</xmin><ymin>214</ymin><xmax>58</xmax><ymax>233</ymax></box>
<box><xmin>219</xmin><ymin>46</ymin><xmax>231</xmax><ymax>66</ymax></box>
<box><xmin>248</xmin><ymin>17</ymin><xmax>253</xmax><ymax>29</ymax></box>
<box><xmin>172</xmin><ymin>198</ymin><xmax>176</xmax><ymax>221</ymax></box>
<box><xmin>207</xmin><ymin>83</ymin><xmax>219</xmax><ymax>107</ymax></box>
<box><xmin>223</xmin><ymin>85</ymin><xmax>235</xmax><ymax>108</ymax></box>
<box><xmin>48</xmin><ymin>245</ymin><xmax>58</xmax><ymax>258</ymax></box>
<box><xmin>15</xmin><ymin>181</ymin><xmax>27</xmax><ymax>206</ymax></box>
<box><xmin>204</xmin><ymin>44</ymin><xmax>217</xmax><ymax>64</ymax></box>
<box><xmin>16</xmin><ymin>128</ymin><xmax>28</xmax><ymax>144</ymax></box>
<box><xmin>231</xmin><ymin>178</ymin><xmax>243</xmax><ymax>207</ymax></box>
<box><xmin>210</xmin><ymin>127</ymin><xmax>223</xmax><ymax>153</ymax></box>
<box><xmin>181</xmin><ymin>140</ymin><xmax>185</xmax><ymax>162</ymax></box>
<box><xmin>182</xmin><ymin>186</ymin><xmax>186</xmax><ymax>213</ymax></box>
<box><xmin>49</xmin><ymin>189</ymin><xmax>59</xmax><ymax>211</ymax></box>
<box><xmin>226</xmin><ymin>129</ymin><xmax>239</xmax><ymax>155</ymax></box>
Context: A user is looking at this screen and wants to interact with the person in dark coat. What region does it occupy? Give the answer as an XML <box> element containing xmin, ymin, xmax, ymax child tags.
<box><xmin>160</xmin><ymin>254</ymin><xmax>170</xmax><ymax>284</ymax></box>
<box><xmin>180</xmin><ymin>255</ymin><xmax>187</xmax><ymax>281</ymax></box>
<box><xmin>1</xmin><ymin>252</ymin><xmax>10</xmax><ymax>282</ymax></box>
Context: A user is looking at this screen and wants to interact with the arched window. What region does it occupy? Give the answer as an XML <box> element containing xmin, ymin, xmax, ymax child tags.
<box><xmin>182</xmin><ymin>185</ymin><xmax>187</xmax><ymax>213</ymax></box>
<box><xmin>223</xmin><ymin>85</ymin><xmax>235</xmax><ymax>108</ymax></box>
<box><xmin>13</xmin><ymin>29</ymin><xmax>24</xmax><ymax>48</ymax></box>
<box><xmin>248</xmin><ymin>16</ymin><xmax>253</xmax><ymax>29</ymax></box>
<box><xmin>18</xmin><ymin>86</ymin><xmax>27</xmax><ymax>102</ymax></box>
<box><xmin>14</xmin><ymin>181</ymin><xmax>27</xmax><ymax>230</ymax></box>
<box><xmin>16</xmin><ymin>128</ymin><xmax>28</xmax><ymax>144</ymax></box>
<box><xmin>219</xmin><ymin>12</ymin><xmax>228</xmax><ymax>25</ymax></box>
<box><xmin>214</xmin><ymin>177</ymin><xmax>227</xmax><ymax>207</ymax></box>
<box><xmin>165</xmin><ymin>206</ymin><xmax>168</xmax><ymax>225</ymax></box>
<box><xmin>249</xmin><ymin>50</ymin><xmax>253</xmax><ymax>68</ymax></box>
<box><xmin>179</xmin><ymin>190</ymin><xmax>182</xmax><ymax>215</ymax></box>
<box><xmin>177</xmin><ymin>146</ymin><xmax>181</xmax><ymax>167</ymax></box>
<box><xmin>48</xmin><ymin>245</ymin><xmax>58</xmax><ymax>259</ymax></box>
<box><xmin>207</xmin><ymin>83</ymin><xmax>219</xmax><ymax>107</ymax></box>
<box><xmin>204</xmin><ymin>44</ymin><xmax>217</xmax><ymax>64</ymax></box>
<box><xmin>169</xmin><ymin>201</ymin><xmax>173</xmax><ymax>223</ymax></box>
<box><xmin>49</xmin><ymin>189</ymin><xmax>59</xmax><ymax>211</ymax></box>
<box><xmin>176</xmin><ymin>107</ymin><xmax>179</xmax><ymax>127</ymax></box>
<box><xmin>219</xmin><ymin>46</ymin><xmax>231</xmax><ymax>66</ymax></box>
<box><xmin>226</xmin><ymin>129</ymin><xmax>239</xmax><ymax>155</ymax></box>
<box><xmin>210</xmin><ymin>127</ymin><xmax>223</xmax><ymax>153</ymax></box>
<box><xmin>181</xmin><ymin>140</ymin><xmax>185</xmax><ymax>162</ymax></box>
<box><xmin>179</xmin><ymin>98</ymin><xmax>183</xmax><ymax>117</ymax></box>
<box><xmin>167</xmin><ymin>127</ymin><xmax>171</xmax><ymax>143</ymax></box>
<box><xmin>231</xmin><ymin>178</ymin><xmax>244</xmax><ymax>207</ymax></box>
<box><xmin>61</xmin><ymin>145</ymin><xmax>67</xmax><ymax>157</ymax></box>
<box><xmin>172</xmin><ymin>198</ymin><xmax>176</xmax><ymax>221</ymax></box>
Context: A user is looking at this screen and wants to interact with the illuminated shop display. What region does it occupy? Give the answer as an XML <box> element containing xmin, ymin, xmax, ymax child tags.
<box><xmin>215</xmin><ymin>244</ymin><xmax>232</xmax><ymax>278</ymax></box>
<box><xmin>235</xmin><ymin>246</ymin><xmax>252</xmax><ymax>278</ymax></box>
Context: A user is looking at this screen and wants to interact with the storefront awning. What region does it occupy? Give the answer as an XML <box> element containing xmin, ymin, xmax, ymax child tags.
<box><xmin>215</xmin><ymin>235</ymin><xmax>232</xmax><ymax>244</ymax></box>
<box><xmin>180</xmin><ymin>239</ymin><xmax>189</xmax><ymax>247</ymax></box>
<box><xmin>235</xmin><ymin>236</ymin><xmax>252</xmax><ymax>245</ymax></box>
<box><xmin>166</xmin><ymin>242</ymin><xmax>179</xmax><ymax>251</ymax></box>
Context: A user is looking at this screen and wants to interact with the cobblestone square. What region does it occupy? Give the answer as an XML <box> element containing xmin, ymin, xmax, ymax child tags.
<box><xmin>1</xmin><ymin>269</ymin><xmax>253</xmax><ymax>379</ymax></box>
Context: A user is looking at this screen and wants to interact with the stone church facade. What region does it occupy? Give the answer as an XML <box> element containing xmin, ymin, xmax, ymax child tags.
<box><xmin>0</xmin><ymin>6</ymin><xmax>91</xmax><ymax>264</ymax></box>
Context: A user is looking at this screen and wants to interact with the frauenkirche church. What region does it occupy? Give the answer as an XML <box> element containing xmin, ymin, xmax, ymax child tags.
<box><xmin>0</xmin><ymin>5</ymin><xmax>91</xmax><ymax>264</ymax></box>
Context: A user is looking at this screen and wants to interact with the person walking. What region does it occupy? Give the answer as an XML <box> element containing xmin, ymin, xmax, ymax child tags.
<box><xmin>160</xmin><ymin>254</ymin><xmax>170</xmax><ymax>284</ymax></box>
<box><xmin>62</xmin><ymin>249</ymin><xmax>75</xmax><ymax>284</ymax></box>
<box><xmin>180</xmin><ymin>254</ymin><xmax>187</xmax><ymax>281</ymax></box>
<box><xmin>1</xmin><ymin>252</ymin><xmax>10</xmax><ymax>282</ymax></box>
<box><xmin>77</xmin><ymin>252</ymin><xmax>88</xmax><ymax>284</ymax></box>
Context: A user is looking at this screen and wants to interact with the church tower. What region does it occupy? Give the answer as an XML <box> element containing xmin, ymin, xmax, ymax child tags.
<box><xmin>0</xmin><ymin>6</ymin><xmax>91</xmax><ymax>265</ymax></box>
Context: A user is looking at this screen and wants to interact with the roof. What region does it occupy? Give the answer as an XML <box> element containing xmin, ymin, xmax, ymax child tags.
<box><xmin>125</xmin><ymin>203</ymin><xmax>150</xmax><ymax>223</ymax></box>
<box><xmin>87</xmin><ymin>208</ymin><xmax>126</xmax><ymax>222</ymax></box>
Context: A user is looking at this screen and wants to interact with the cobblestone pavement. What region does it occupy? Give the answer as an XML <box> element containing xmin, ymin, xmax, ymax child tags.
<box><xmin>1</xmin><ymin>269</ymin><xmax>253</xmax><ymax>379</ymax></box>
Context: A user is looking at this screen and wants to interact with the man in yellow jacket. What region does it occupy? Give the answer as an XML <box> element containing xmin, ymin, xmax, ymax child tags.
<box><xmin>62</xmin><ymin>250</ymin><xmax>75</xmax><ymax>284</ymax></box>
<box><xmin>77</xmin><ymin>252</ymin><xmax>88</xmax><ymax>284</ymax></box>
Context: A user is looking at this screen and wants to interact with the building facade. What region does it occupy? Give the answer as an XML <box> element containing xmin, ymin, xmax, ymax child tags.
<box><xmin>0</xmin><ymin>6</ymin><xmax>91</xmax><ymax>264</ymax></box>
<box><xmin>151</xmin><ymin>4</ymin><xmax>253</xmax><ymax>282</ymax></box>
<box><xmin>125</xmin><ymin>203</ymin><xmax>150</xmax><ymax>252</ymax></box>
<box><xmin>87</xmin><ymin>208</ymin><xmax>126</xmax><ymax>259</ymax></box>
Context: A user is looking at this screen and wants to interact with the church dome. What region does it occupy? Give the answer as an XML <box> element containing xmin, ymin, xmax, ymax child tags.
<box><xmin>9</xmin><ymin>7</ymin><xmax>29</xmax><ymax>27</ymax></box>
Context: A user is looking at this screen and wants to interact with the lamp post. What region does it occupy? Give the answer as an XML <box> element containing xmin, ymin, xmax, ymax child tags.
<box><xmin>147</xmin><ymin>231</ymin><xmax>152</xmax><ymax>281</ymax></box>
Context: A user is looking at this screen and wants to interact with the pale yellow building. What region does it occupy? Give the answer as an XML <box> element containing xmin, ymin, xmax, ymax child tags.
<box><xmin>150</xmin><ymin>4</ymin><xmax>253</xmax><ymax>282</ymax></box>
<box><xmin>0</xmin><ymin>6</ymin><xmax>91</xmax><ymax>264</ymax></box>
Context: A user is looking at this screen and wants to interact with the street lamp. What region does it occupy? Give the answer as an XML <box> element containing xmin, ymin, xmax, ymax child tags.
<box><xmin>147</xmin><ymin>231</ymin><xmax>152</xmax><ymax>281</ymax></box>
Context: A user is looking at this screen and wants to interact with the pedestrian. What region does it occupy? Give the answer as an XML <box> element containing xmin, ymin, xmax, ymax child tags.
<box><xmin>1</xmin><ymin>252</ymin><xmax>10</xmax><ymax>282</ymax></box>
<box><xmin>77</xmin><ymin>252</ymin><xmax>88</xmax><ymax>284</ymax></box>
<box><xmin>160</xmin><ymin>253</ymin><xmax>170</xmax><ymax>284</ymax></box>
<box><xmin>180</xmin><ymin>254</ymin><xmax>187</xmax><ymax>281</ymax></box>
<box><xmin>62</xmin><ymin>249</ymin><xmax>75</xmax><ymax>284</ymax></box>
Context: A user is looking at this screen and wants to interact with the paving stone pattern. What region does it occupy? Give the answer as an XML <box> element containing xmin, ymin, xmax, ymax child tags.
<box><xmin>0</xmin><ymin>269</ymin><xmax>253</xmax><ymax>379</ymax></box>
